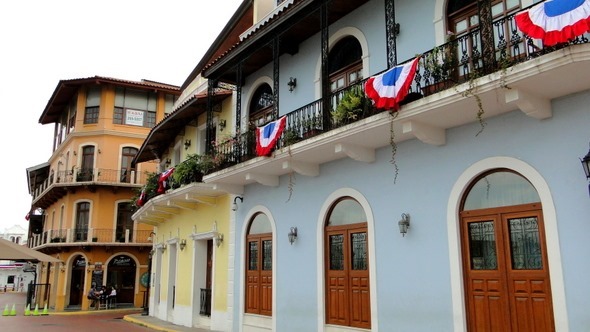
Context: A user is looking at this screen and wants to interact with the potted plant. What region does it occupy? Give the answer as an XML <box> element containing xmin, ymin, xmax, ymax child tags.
<box><xmin>172</xmin><ymin>154</ymin><xmax>204</xmax><ymax>186</ymax></box>
<box><xmin>331</xmin><ymin>87</ymin><xmax>369</xmax><ymax>125</ymax></box>
<box><xmin>282</xmin><ymin>127</ymin><xmax>302</xmax><ymax>146</ymax></box>
<box><xmin>302</xmin><ymin>115</ymin><xmax>323</xmax><ymax>138</ymax></box>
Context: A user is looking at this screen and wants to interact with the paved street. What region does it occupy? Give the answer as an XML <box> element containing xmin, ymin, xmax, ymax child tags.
<box><xmin>0</xmin><ymin>291</ymin><xmax>212</xmax><ymax>332</ymax></box>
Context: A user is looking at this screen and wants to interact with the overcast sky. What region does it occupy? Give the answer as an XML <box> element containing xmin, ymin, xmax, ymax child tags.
<box><xmin>0</xmin><ymin>0</ymin><xmax>242</xmax><ymax>232</ymax></box>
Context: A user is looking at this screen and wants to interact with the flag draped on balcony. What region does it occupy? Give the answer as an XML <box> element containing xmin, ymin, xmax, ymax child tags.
<box><xmin>256</xmin><ymin>116</ymin><xmax>287</xmax><ymax>156</ymax></box>
<box><xmin>364</xmin><ymin>57</ymin><xmax>420</xmax><ymax>110</ymax></box>
<box><xmin>515</xmin><ymin>0</ymin><xmax>590</xmax><ymax>46</ymax></box>
<box><xmin>136</xmin><ymin>187</ymin><xmax>147</xmax><ymax>207</ymax></box>
<box><xmin>157</xmin><ymin>167</ymin><xmax>175</xmax><ymax>194</ymax></box>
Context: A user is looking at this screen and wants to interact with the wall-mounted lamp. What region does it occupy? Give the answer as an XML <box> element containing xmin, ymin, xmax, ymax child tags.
<box><xmin>288</xmin><ymin>227</ymin><xmax>298</xmax><ymax>245</ymax></box>
<box><xmin>398</xmin><ymin>213</ymin><xmax>410</xmax><ymax>237</ymax></box>
<box><xmin>60</xmin><ymin>263</ymin><xmax>66</xmax><ymax>273</ymax></box>
<box><xmin>184</xmin><ymin>139</ymin><xmax>191</xmax><ymax>150</ymax></box>
<box><xmin>287</xmin><ymin>77</ymin><xmax>297</xmax><ymax>92</ymax></box>
<box><xmin>165</xmin><ymin>158</ymin><xmax>171</xmax><ymax>166</ymax></box>
<box><xmin>215</xmin><ymin>233</ymin><xmax>224</xmax><ymax>248</ymax></box>
<box><xmin>179</xmin><ymin>239</ymin><xmax>187</xmax><ymax>251</ymax></box>
<box><xmin>219</xmin><ymin>119</ymin><xmax>227</xmax><ymax>132</ymax></box>
<box><xmin>73</xmin><ymin>151</ymin><xmax>77</xmax><ymax>156</ymax></box>
<box><xmin>581</xmin><ymin>141</ymin><xmax>590</xmax><ymax>196</ymax></box>
<box><xmin>232</xmin><ymin>196</ymin><xmax>244</xmax><ymax>211</ymax></box>
<box><xmin>147</xmin><ymin>231</ymin><xmax>156</xmax><ymax>242</ymax></box>
<box><xmin>162</xmin><ymin>243</ymin><xmax>167</xmax><ymax>252</ymax></box>
<box><xmin>393</xmin><ymin>23</ymin><xmax>400</xmax><ymax>37</ymax></box>
<box><xmin>98</xmin><ymin>148</ymin><xmax>102</xmax><ymax>154</ymax></box>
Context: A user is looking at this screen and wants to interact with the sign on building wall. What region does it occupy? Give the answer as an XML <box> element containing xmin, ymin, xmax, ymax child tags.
<box><xmin>125</xmin><ymin>109</ymin><xmax>144</xmax><ymax>126</ymax></box>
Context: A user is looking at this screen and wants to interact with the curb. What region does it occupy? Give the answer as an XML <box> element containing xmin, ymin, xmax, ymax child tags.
<box><xmin>123</xmin><ymin>314</ymin><xmax>180</xmax><ymax>332</ymax></box>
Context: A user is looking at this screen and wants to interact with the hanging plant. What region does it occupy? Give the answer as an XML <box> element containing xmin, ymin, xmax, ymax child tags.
<box><xmin>457</xmin><ymin>69</ymin><xmax>486</xmax><ymax>136</ymax></box>
<box><xmin>389</xmin><ymin>111</ymin><xmax>399</xmax><ymax>183</ymax></box>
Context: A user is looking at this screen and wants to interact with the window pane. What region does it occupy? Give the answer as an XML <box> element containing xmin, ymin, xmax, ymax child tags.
<box><xmin>86</xmin><ymin>86</ymin><xmax>101</xmax><ymax>107</ymax></box>
<box><xmin>468</xmin><ymin>221</ymin><xmax>497</xmax><ymax>270</ymax></box>
<box><xmin>329</xmin><ymin>234</ymin><xmax>344</xmax><ymax>270</ymax></box>
<box><xmin>463</xmin><ymin>171</ymin><xmax>540</xmax><ymax>210</ymax></box>
<box><xmin>249</xmin><ymin>214</ymin><xmax>272</xmax><ymax>234</ymax></box>
<box><xmin>351</xmin><ymin>232</ymin><xmax>367</xmax><ymax>270</ymax></box>
<box><xmin>456</xmin><ymin>20</ymin><xmax>467</xmax><ymax>33</ymax></box>
<box><xmin>491</xmin><ymin>3</ymin><xmax>503</xmax><ymax>16</ymax></box>
<box><xmin>262</xmin><ymin>240</ymin><xmax>272</xmax><ymax>270</ymax></box>
<box><xmin>509</xmin><ymin>217</ymin><xmax>542</xmax><ymax>270</ymax></box>
<box><xmin>328</xmin><ymin>198</ymin><xmax>366</xmax><ymax>226</ymax></box>
<box><xmin>248</xmin><ymin>241</ymin><xmax>258</xmax><ymax>270</ymax></box>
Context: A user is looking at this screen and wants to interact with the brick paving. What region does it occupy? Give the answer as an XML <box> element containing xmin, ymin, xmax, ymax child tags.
<box><xmin>0</xmin><ymin>291</ymin><xmax>213</xmax><ymax>332</ymax></box>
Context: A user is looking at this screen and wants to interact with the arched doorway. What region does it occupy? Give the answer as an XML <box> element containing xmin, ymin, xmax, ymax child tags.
<box><xmin>107</xmin><ymin>255</ymin><xmax>136</xmax><ymax>305</ymax></box>
<box><xmin>68</xmin><ymin>255</ymin><xmax>86</xmax><ymax>306</ymax></box>
<box><xmin>324</xmin><ymin>197</ymin><xmax>370</xmax><ymax>329</ymax></box>
<box><xmin>245</xmin><ymin>213</ymin><xmax>273</xmax><ymax>316</ymax></box>
<box><xmin>460</xmin><ymin>170</ymin><xmax>554</xmax><ymax>331</ymax></box>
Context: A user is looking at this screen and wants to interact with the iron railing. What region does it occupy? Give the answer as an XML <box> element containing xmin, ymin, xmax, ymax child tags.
<box><xmin>29</xmin><ymin>229</ymin><xmax>153</xmax><ymax>248</ymax></box>
<box><xmin>32</xmin><ymin>167</ymin><xmax>150</xmax><ymax>201</ymax></box>
<box><xmin>199</xmin><ymin>288</ymin><xmax>212</xmax><ymax>316</ymax></box>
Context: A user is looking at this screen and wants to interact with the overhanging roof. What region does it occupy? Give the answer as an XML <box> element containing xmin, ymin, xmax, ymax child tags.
<box><xmin>133</xmin><ymin>90</ymin><xmax>232</xmax><ymax>164</ymax></box>
<box><xmin>39</xmin><ymin>76</ymin><xmax>180</xmax><ymax>124</ymax></box>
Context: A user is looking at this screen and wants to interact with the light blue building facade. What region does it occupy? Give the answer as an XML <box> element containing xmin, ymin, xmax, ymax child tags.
<box><xmin>180</xmin><ymin>0</ymin><xmax>590</xmax><ymax>331</ymax></box>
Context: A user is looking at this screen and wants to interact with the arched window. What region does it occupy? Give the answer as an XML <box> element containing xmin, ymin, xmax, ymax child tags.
<box><xmin>329</xmin><ymin>36</ymin><xmax>363</xmax><ymax>93</ymax></box>
<box><xmin>120</xmin><ymin>147</ymin><xmax>138</xmax><ymax>183</ymax></box>
<box><xmin>245</xmin><ymin>213</ymin><xmax>272</xmax><ymax>316</ymax></box>
<box><xmin>249</xmin><ymin>84</ymin><xmax>274</xmax><ymax>127</ymax></box>
<box><xmin>325</xmin><ymin>197</ymin><xmax>370</xmax><ymax>329</ymax></box>
<box><xmin>459</xmin><ymin>170</ymin><xmax>554</xmax><ymax>331</ymax></box>
<box><xmin>446</xmin><ymin>0</ymin><xmax>522</xmax><ymax>72</ymax></box>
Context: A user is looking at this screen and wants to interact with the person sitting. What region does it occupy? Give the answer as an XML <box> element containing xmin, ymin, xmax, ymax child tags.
<box><xmin>87</xmin><ymin>286</ymin><xmax>99</xmax><ymax>309</ymax></box>
<box><xmin>107</xmin><ymin>286</ymin><xmax>117</xmax><ymax>308</ymax></box>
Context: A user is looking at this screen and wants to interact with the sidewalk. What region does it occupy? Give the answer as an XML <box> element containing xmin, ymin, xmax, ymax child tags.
<box><xmin>0</xmin><ymin>291</ymin><xmax>213</xmax><ymax>332</ymax></box>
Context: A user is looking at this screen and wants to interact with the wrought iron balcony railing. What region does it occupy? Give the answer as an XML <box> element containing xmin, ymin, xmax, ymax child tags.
<box><xmin>205</xmin><ymin>4</ymin><xmax>590</xmax><ymax>174</ymax></box>
<box><xmin>200</xmin><ymin>288</ymin><xmax>212</xmax><ymax>316</ymax></box>
<box><xmin>32</xmin><ymin>167</ymin><xmax>150</xmax><ymax>201</ymax></box>
<box><xmin>28</xmin><ymin>228</ymin><xmax>153</xmax><ymax>249</ymax></box>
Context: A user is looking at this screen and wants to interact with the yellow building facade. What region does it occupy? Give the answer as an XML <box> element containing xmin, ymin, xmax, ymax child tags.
<box><xmin>26</xmin><ymin>76</ymin><xmax>180</xmax><ymax>311</ymax></box>
<box><xmin>132</xmin><ymin>75</ymin><xmax>239</xmax><ymax>330</ymax></box>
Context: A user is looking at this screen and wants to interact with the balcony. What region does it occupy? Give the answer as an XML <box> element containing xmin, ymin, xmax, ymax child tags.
<box><xmin>29</xmin><ymin>228</ymin><xmax>153</xmax><ymax>252</ymax></box>
<box><xmin>31</xmin><ymin>167</ymin><xmax>150</xmax><ymax>209</ymax></box>
<box><xmin>202</xmin><ymin>8</ymin><xmax>590</xmax><ymax>189</ymax></box>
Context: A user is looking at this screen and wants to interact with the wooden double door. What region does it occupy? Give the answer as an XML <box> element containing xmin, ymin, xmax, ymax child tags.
<box><xmin>461</xmin><ymin>203</ymin><xmax>554</xmax><ymax>331</ymax></box>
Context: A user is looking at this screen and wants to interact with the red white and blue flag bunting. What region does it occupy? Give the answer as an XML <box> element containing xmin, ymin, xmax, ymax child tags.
<box><xmin>136</xmin><ymin>187</ymin><xmax>147</xmax><ymax>207</ymax></box>
<box><xmin>364</xmin><ymin>57</ymin><xmax>420</xmax><ymax>110</ymax></box>
<box><xmin>515</xmin><ymin>0</ymin><xmax>590</xmax><ymax>46</ymax></box>
<box><xmin>157</xmin><ymin>167</ymin><xmax>175</xmax><ymax>194</ymax></box>
<box><xmin>256</xmin><ymin>116</ymin><xmax>287</xmax><ymax>156</ymax></box>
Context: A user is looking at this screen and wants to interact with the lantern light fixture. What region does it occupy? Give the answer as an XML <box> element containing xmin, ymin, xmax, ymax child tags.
<box><xmin>398</xmin><ymin>213</ymin><xmax>410</xmax><ymax>237</ymax></box>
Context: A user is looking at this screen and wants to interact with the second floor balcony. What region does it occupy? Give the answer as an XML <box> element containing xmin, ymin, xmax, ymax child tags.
<box><xmin>31</xmin><ymin>167</ymin><xmax>150</xmax><ymax>209</ymax></box>
<box><xmin>29</xmin><ymin>228</ymin><xmax>153</xmax><ymax>252</ymax></box>
<box><xmin>200</xmin><ymin>7</ymin><xmax>590</xmax><ymax>189</ymax></box>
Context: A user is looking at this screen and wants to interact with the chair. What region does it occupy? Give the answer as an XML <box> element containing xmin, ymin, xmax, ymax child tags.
<box><xmin>98</xmin><ymin>294</ymin><xmax>108</xmax><ymax>310</ymax></box>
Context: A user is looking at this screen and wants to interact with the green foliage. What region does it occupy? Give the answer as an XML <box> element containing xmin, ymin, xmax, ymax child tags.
<box><xmin>131</xmin><ymin>171</ymin><xmax>159</xmax><ymax>209</ymax></box>
<box><xmin>332</xmin><ymin>88</ymin><xmax>368</xmax><ymax>123</ymax></box>
<box><xmin>172</xmin><ymin>154</ymin><xmax>204</xmax><ymax>186</ymax></box>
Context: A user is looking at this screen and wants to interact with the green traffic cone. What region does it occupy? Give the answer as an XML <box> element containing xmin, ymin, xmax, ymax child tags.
<box><xmin>24</xmin><ymin>304</ymin><xmax>30</xmax><ymax>316</ymax></box>
<box><xmin>2</xmin><ymin>304</ymin><xmax>8</xmax><ymax>316</ymax></box>
<box><xmin>41</xmin><ymin>303</ymin><xmax>48</xmax><ymax>315</ymax></box>
<box><xmin>9</xmin><ymin>304</ymin><xmax>16</xmax><ymax>316</ymax></box>
<box><xmin>32</xmin><ymin>304</ymin><xmax>39</xmax><ymax>316</ymax></box>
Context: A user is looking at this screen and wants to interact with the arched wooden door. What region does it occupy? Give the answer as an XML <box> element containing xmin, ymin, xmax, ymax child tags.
<box><xmin>460</xmin><ymin>171</ymin><xmax>555</xmax><ymax>331</ymax></box>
